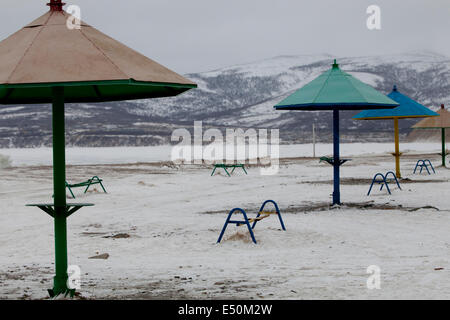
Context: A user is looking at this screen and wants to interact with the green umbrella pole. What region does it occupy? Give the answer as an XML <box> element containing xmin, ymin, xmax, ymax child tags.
<box><xmin>442</xmin><ymin>128</ymin><xmax>446</xmax><ymax>167</ymax></box>
<box><xmin>51</xmin><ymin>86</ymin><xmax>70</xmax><ymax>297</ymax></box>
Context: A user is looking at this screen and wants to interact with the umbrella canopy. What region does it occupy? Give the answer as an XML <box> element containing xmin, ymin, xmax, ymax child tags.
<box><xmin>353</xmin><ymin>86</ymin><xmax>438</xmax><ymax>176</ymax></box>
<box><xmin>412</xmin><ymin>104</ymin><xmax>450</xmax><ymax>128</ymax></box>
<box><xmin>0</xmin><ymin>1</ymin><xmax>196</xmax><ymax>297</ymax></box>
<box><xmin>0</xmin><ymin>3</ymin><xmax>196</xmax><ymax>104</ymax></box>
<box><xmin>275</xmin><ymin>60</ymin><xmax>399</xmax><ymax>110</ymax></box>
<box><xmin>275</xmin><ymin>60</ymin><xmax>398</xmax><ymax>205</ymax></box>
<box><xmin>353</xmin><ymin>85</ymin><xmax>438</xmax><ymax>119</ymax></box>
<box><xmin>412</xmin><ymin>104</ymin><xmax>450</xmax><ymax>166</ymax></box>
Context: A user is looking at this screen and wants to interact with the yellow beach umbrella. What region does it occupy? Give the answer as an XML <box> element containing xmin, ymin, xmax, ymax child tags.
<box><xmin>353</xmin><ymin>85</ymin><xmax>438</xmax><ymax>178</ymax></box>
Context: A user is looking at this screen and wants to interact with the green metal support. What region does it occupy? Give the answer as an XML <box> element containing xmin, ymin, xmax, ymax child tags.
<box><xmin>51</xmin><ymin>86</ymin><xmax>72</xmax><ymax>297</ymax></box>
<box><xmin>442</xmin><ymin>128</ymin><xmax>446</xmax><ymax>167</ymax></box>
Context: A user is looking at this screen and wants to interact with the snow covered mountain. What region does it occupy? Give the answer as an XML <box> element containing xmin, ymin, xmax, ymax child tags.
<box><xmin>0</xmin><ymin>52</ymin><xmax>449</xmax><ymax>147</ymax></box>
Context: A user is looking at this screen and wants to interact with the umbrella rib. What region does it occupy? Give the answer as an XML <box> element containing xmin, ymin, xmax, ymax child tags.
<box><xmin>5</xmin><ymin>14</ymin><xmax>52</xmax><ymax>84</ymax></box>
<box><xmin>3</xmin><ymin>88</ymin><xmax>14</xmax><ymax>101</ymax></box>
<box><xmin>78</xmin><ymin>28</ymin><xmax>129</xmax><ymax>79</ymax></box>
<box><xmin>342</xmin><ymin>74</ymin><xmax>370</xmax><ymax>104</ymax></box>
<box><xmin>311</xmin><ymin>70</ymin><xmax>331</xmax><ymax>105</ymax></box>
<box><xmin>93</xmin><ymin>85</ymin><xmax>102</xmax><ymax>98</ymax></box>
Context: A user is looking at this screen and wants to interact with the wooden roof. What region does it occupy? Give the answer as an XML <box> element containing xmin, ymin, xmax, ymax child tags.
<box><xmin>0</xmin><ymin>10</ymin><xmax>195</xmax><ymax>86</ymax></box>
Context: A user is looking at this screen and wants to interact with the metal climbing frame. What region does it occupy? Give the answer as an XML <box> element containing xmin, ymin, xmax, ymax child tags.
<box><xmin>367</xmin><ymin>171</ymin><xmax>402</xmax><ymax>196</ymax></box>
<box><xmin>217</xmin><ymin>200</ymin><xmax>286</xmax><ymax>244</ymax></box>
<box><xmin>413</xmin><ymin>160</ymin><xmax>436</xmax><ymax>175</ymax></box>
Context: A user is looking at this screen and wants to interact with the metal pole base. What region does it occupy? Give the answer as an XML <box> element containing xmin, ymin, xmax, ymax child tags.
<box><xmin>332</xmin><ymin>193</ymin><xmax>341</xmax><ymax>206</ymax></box>
<box><xmin>26</xmin><ymin>203</ymin><xmax>93</xmax><ymax>298</ymax></box>
<box><xmin>49</xmin><ymin>275</ymin><xmax>75</xmax><ymax>298</ymax></box>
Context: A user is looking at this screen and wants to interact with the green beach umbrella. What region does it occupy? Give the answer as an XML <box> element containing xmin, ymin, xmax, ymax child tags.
<box><xmin>0</xmin><ymin>0</ymin><xmax>196</xmax><ymax>297</ymax></box>
<box><xmin>412</xmin><ymin>104</ymin><xmax>450</xmax><ymax>167</ymax></box>
<box><xmin>275</xmin><ymin>60</ymin><xmax>399</xmax><ymax>205</ymax></box>
<box><xmin>353</xmin><ymin>86</ymin><xmax>438</xmax><ymax>178</ymax></box>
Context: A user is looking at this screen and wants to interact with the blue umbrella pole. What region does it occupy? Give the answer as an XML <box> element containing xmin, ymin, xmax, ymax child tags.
<box><xmin>333</xmin><ymin>109</ymin><xmax>341</xmax><ymax>205</ymax></box>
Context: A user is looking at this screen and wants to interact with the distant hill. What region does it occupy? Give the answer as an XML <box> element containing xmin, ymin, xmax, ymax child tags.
<box><xmin>0</xmin><ymin>51</ymin><xmax>449</xmax><ymax>148</ymax></box>
<box><xmin>407</xmin><ymin>128</ymin><xmax>450</xmax><ymax>143</ymax></box>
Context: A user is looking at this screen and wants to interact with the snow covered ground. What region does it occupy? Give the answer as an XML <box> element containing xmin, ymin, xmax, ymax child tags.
<box><xmin>0</xmin><ymin>144</ymin><xmax>449</xmax><ymax>300</ymax></box>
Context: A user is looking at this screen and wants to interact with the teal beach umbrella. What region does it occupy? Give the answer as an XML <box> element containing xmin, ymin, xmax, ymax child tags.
<box><xmin>275</xmin><ymin>60</ymin><xmax>399</xmax><ymax>205</ymax></box>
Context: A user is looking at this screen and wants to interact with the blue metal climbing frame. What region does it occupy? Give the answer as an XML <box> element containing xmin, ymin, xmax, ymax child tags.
<box><xmin>367</xmin><ymin>171</ymin><xmax>402</xmax><ymax>196</ymax></box>
<box><xmin>413</xmin><ymin>160</ymin><xmax>436</xmax><ymax>175</ymax></box>
<box><xmin>217</xmin><ymin>200</ymin><xmax>286</xmax><ymax>244</ymax></box>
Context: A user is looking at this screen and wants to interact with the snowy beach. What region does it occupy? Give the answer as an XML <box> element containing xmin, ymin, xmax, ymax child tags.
<box><xmin>0</xmin><ymin>144</ymin><xmax>449</xmax><ymax>300</ymax></box>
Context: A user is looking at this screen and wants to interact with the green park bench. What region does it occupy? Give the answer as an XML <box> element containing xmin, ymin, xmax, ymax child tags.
<box><xmin>211</xmin><ymin>163</ymin><xmax>248</xmax><ymax>177</ymax></box>
<box><xmin>65</xmin><ymin>176</ymin><xmax>107</xmax><ymax>199</ymax></box>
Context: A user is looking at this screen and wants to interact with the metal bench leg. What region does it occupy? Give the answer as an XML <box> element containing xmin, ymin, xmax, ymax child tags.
<box><xmin>367</xmin><ymin>180</ymin><xmax>376</xmax><ymax>196</ymax></box>
<box><xmin>242</xmin><ymin>166</ymin><xmax>248</xmax><ymax>175</ymax></box>
<box><xmin>391</xmin><ymin>173</ymin><xmax>402</xmax><ymax>190</ymax></box>
<box><xmin>368</xmin><ymin>174</ymin><xmax>385</xmax><ymax>196</ymax></box>
<box><xmin>277</xmin><ymin>211</ymin><xmax>286</xmax><ymax>231</ymax></box>
<box><xmin>98</xmin><ymin>181</ymin><xmax>107</xmax><ymax>193</ymax></box>
<box><xmin>246</xmin><ymin>220</ymin><xmax>257</xmax><ymax>244</ymax></box>
<box><xmin>425</xmin><ymin>160</ymin><xmax>435</xmax><ymax>173</ymax></box>
<box><xmin>240</xmin><ymin>209</ymin><xmax>257</xmax><ymax>244</ymax></box>
<box><xmin>251</xmin><ymin>212</ymin><xmax>262</xmax><ymax>229</ymax></box>
<box><xmin>385</xmin><ymin>172</ymin><xmax>402</xmax><ymax>190</ymax></box>
<box><xmin>384</xmin><ymin>179</ymin><xmax>392</xmax><ymax>195</ymax></box>
<box><xmin>223</xmin><ymin>168</ymin><xmax>231</xmax><ymax>177</ymax></box>
<box><xmin>211</xmin><ymin>167</ymin><xmax>217</xmax><ymax>176</ymax></box>
<box><xmin>83</xmin><ymin>180</ymin><xmax>92</xmax><ymax>194</ymax></box>
<box><xmin>92</xmin><ymin>177</ymin><xmax>107</xmax><ymax>194</ymax></box>
<box><xmin>66</xmin><ymin>184</ymin><xmax>75</xmax><ymax>199</ymax></box>
<box><xmin>217</xmin><ymin>209</ymin><xmax>234</xmax><ymax>243</ymax></box>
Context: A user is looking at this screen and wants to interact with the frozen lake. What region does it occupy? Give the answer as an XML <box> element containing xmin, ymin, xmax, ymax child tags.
<box><xmin>0</xmin><ymin>142</ymin><xmax>446</xmax><ymax>166</ymax></box>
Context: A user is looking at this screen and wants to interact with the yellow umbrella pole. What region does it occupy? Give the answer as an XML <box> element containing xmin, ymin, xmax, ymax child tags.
<box><xmin>394</xmin><ymin>118</ymin><xmax>401</xmax><ymax>178</ymax></box>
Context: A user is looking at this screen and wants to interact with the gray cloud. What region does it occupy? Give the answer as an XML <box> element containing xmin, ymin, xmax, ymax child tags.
<box><xmin>1</xmin><ymin>0</ymin><xmax>449</xmax><ymax>73</ymax></box>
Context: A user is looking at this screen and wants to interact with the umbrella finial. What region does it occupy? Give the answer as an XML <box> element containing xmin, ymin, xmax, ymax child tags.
<box><xmin>47</xmin><ymin>0</ymin><xmax>65</xmax><ymax>11</ymax></box>
<box><xmin>393</xmin><ymin>85</ymin><xmax>398</xmax><ymax>91</ymax></box>
<box><xmin>332</xmin><ymin>59</ymin><xmax>339</xmax><ymax>69</ymax></box>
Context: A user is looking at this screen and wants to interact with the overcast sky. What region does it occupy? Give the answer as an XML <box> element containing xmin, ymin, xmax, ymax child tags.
<box><xmin>1</xmin><ymin>0</ymin><xmax>449</xmax><ymax>74</ymax></box>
